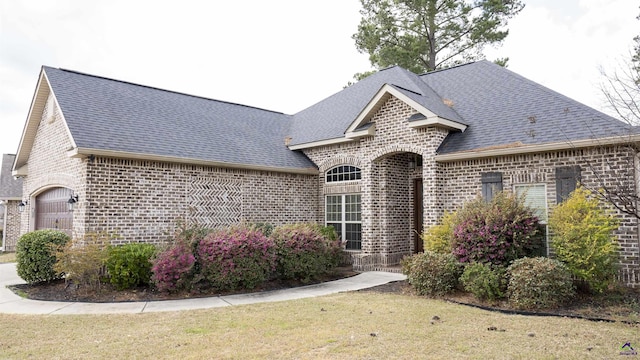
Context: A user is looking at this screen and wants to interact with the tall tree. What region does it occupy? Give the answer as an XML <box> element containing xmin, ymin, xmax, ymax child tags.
<box><xmin>353</xmin><ymin>0</ymin><xmax>524</xmax><ymax>75</ymax></box>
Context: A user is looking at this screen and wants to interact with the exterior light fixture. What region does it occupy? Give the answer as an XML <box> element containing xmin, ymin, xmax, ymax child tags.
<box><xmin>18</xmin><ymin>200</ymin><xmax>28</xmax><ymax>213</ymax></box>
<box><xmin>67</xmin><ymin>195</ymin><xmax>79</xmax><ymax>212</ymax></box>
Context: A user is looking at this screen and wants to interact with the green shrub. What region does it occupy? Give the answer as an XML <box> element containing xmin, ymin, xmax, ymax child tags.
<box><xmin>507</xmin><ymin>257</ymin><xmax>575</xmax><ymax>310</ymax></box>
<box><xmin>197</xmin><ymin>225</ymin><xmax>276</xmax><ymax>290</ymax></box>
<box><xmin>460</xmin><ymin>262</ymin><xmax>507</xmax><ymax>302</ymax></box>
<box><xmin>549</xmin><ymin>187</ymin><xmax>620</xmax><ymax>293</ymax></box>
<box><xmin>16</xmin><ymin>230</ymin><xmax>71</xmax><ymax>284</ymax></box>
<box><xmin>401</xmin><ymin>251</ymin><xmax>462</xmax><ymax>296</ymax></box>
<box><xmin>53</xmin><ymin>233</ymin><xmax>111</xmax><ymax>289</ymax></box>
<box><xmin>271</xmin><ymin>223</ymin><xmax>342</xmax><ymax>282</ymax></box>
<box><xmin>422</xmin><ymin>211</ymin><xmax>456</xmax><ymax>254</ymax></box>
<box><xmin>452</xmin><ymin>192</ymin><xmax>544</xmax><ymax>266</ymax></box>
<box><xmin>251</xmin><ymin>222</ymin><xmax>275</xmax><ymax>237</ymax></box>
<box><xmin>106</xmin><ymin>243</ymin><xmax>157</xmax><ymax>290</ymax></box>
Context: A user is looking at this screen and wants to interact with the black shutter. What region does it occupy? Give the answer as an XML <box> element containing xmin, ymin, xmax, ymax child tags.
<box><xmin>481</xmin><ymin>172</ymin><xmax>503</xmax><ymax>201</ymax></box>
<box><xmin>555</xmin><ymin>166</ymin><xmax>581</xmax><ymax>203</ymax></box>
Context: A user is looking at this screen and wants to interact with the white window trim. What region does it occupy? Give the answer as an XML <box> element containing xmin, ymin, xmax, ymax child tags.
<box><xmin>325</xmin><ymin>193</ymin><xmax>362</xmax><ymax>251</ymax></box>
<box><xmin>325</xmin><ymin>165</ymin><xmax>362</xmax><ymax>184</ymax></box>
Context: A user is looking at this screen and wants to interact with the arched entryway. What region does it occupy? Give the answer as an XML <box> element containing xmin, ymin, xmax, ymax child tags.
<box><xmin>35</xmin><ymin>187</ymin><xmax>73</xmax><ymax>235</ymax></box>
<box><xmin>366</xmin><ymin>151</ymin><xmax>423</xmax><ymax>267</ymax></box>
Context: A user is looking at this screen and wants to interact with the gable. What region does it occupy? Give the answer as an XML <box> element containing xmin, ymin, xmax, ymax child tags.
<box><xmin>15</xmin><ymin>67</ymin><xmax>318</xmax><ymax>175</ymax></box>
<box><xmin>13</xmin><ymin>70</ymin><xmax>76</xmax><ymax>176</ymax></box>
<box><xmin>345</xmin><ymin>84</ymin><xmax>467</xmax><ymax>140</ymax></box>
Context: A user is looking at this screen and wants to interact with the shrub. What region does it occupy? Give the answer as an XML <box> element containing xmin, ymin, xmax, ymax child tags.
<box><xmin>16</xmin><ymin>230</ymin><xmax>71</xmax><ymax>284</ymax></box>
<box><xmin>106</xmin><ymin>243</ymin><xmax>157</xmax><ymax>290</ymax></box>
<box><xmin>151</xmin><ymin>242</ymin><xmax>196</xmax><ymax>293</ymax></box>
<box><xmin>507</xmin><ymin>257</ymin><xmax>575</xmax><ymax>310</ymax></box>
<box><xmin>549</xmin><ymin>187</ymin><xmax>620</xmax><ymax>293</ymax></box>
<box><xmin>452</xmin><ymin>192</ymin><xmax>544</xmax><ymax>266</ymax></box>
<box><xmin>53</xmin><ymin>233</ymin><xmax>111</xmax><ymax>290</ymax></box>
<box><xmin>271</xmin><ymin>223</ymin><xmax>342</xmax><ymax>282</ymax></box>
<box><xmin>422</xmin><ymin>211</ymin><xmax>456</xmax><ymax>254</ymax></box>
<box><xmin>251</xmin><ymin>222</ymin><xmax>275</xmax><ymax>237</ymax></box>
<box><xmin>401</xmin><ymin>251</ymin><xmax>462</xmax><ymax>296</ymax></box>
<box><xmin>459</xmin><ymin>262</ymin><xmax>507</xmax><ymax>302</ymax></box>
<box><xmin>197</xmin><ymin>225</ymin><xmax>276</xmax><ymax>290</ymax></box>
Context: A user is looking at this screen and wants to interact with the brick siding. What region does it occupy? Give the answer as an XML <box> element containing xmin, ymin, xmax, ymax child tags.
<box><xmin>303</xmin><ymin>95</ymin><xmax>639</xmax><ymax>286</ymax></box>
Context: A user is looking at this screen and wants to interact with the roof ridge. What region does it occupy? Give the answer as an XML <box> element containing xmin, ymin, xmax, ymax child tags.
<box><xmin>48</xmin><ymin>66</ymin><xmax>286</xmax><ymax>115</ymax></box>
<box><xmin>419</xmin><ymin>60</ymin><xmax>483</xmax><ymax>76</ymax></box>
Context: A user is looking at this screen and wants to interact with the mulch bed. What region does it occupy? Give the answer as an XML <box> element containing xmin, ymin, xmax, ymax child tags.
<box><xmin>9</xmin><ymin>266</ymin><xmax>359</xmax><ymax>303</ymax></box>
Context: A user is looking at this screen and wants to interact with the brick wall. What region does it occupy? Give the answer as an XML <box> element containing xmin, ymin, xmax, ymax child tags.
<box><xmin>302</xmin><ymin>95</ymin><xmax>639</xmax><ymax>286</ymax></box>
<box><xmin>438</xmin><ymin>146</ymin><xmax>640</xmax><ymax>286</ymax></box>
<box><xmin>2</xmin><ymin>200</ymin><xmax>21</xmax><ymax>251</ymax></box>
<box><xmin>21</xmin><ymin>92</ymin><xmax>318</xmax><ymax>245</ymax></box>
<box><xmin>20</xmin><ymin>92</ymin><xmax>88</xmax><ymax>238</ymax></box>
<box><xmin>84</xmin><ymin>157</ymin><xmax>319</xmax><ymax>244</ymax></box>
<box><xmin>303</xmin><ymin>96</ymin><xmax>449</xmax><ymax>269</ymax></box>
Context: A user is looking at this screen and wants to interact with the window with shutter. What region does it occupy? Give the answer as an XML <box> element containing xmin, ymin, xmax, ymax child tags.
<box><xmin>481</xmin><ymin>172</ymin><xmax>503</xmax><ymax>201</ymax></box>
<box><xmin>555</xmin><ymin>166</ymin><xmax>581</xmax><ymax>203</ymax></box>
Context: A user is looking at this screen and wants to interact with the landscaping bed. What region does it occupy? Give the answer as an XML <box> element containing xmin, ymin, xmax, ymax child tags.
<box><xmin>362</xmin><ymin>281</ymin><xmax>640</xmax><ymax>324</ymax></box>
<box><xmin>10</xmin><ymin>266</ymin><xmax>359</xmax><ymax>303</ymax></box>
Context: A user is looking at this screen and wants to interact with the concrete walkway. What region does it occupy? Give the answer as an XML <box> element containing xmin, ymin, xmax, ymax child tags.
<box><xmin>0</xmin><ymin>263</ymin><xmax>406</xmax><ymax>315</ymax></box>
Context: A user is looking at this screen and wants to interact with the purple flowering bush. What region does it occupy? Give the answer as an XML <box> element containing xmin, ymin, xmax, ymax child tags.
<box><xmin>452</xmin><ymin>192</ymin><xmax>544</xmax><ymax>266</ymax></box>
<box><xmin>197</xmin><ymin>225</ymin><xmax>276</xmax><ymax>290</ymax></box>
<box><xmin>151</xmin><ymin>242</ymin><xmax>196</xmax><ymax>292</ymax></box>
<box><xmin>271</xmin><ymin>223</ymin><xmax>342</xmax><ymax>282</ymax></box>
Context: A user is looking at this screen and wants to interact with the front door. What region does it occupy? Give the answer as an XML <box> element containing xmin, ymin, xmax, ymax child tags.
<box><xmin>36</xmin><ymin>187</ymin><xmax>73</xmax><ymax>236</ymax></box>
<box><xmin>413</xmin><ymin>178</ymin><xmax>423</xmax><ymax>253</ymax></box>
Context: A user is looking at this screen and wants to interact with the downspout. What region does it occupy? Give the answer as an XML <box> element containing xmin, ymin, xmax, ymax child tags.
<box><xmin>0</xmin><ymin>200</ymin><xmax>6</xmax><ymax>252</ymax></box>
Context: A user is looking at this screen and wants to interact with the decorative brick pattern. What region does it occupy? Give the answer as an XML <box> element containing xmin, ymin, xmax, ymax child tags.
<box><xmin>20</xmin><ymin>93</ymin><xmax>318</xmax><ymax>245</ymax></box>
<box><xmin>83</xmin><ymin>158</ymin><xmax>318</xmax><ymax>244</ymax></box>
<box><xmin>189</xmin><ymin>176</ymin><xmax>243</xmax><ymax>228</ymax></box>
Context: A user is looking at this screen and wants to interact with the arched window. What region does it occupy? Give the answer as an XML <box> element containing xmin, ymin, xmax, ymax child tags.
<box><xmin>326</xmin><ymin>165</ymin><xmax>361</xmax><ymax>183</ymax></box>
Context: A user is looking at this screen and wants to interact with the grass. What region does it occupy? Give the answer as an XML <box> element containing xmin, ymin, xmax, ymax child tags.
<box><xmin>0</xmin><ymin>252</ymin><xmax>16</xmax><ymax>263</ymax></box>
<box><xmin>0</xmin><ymin>292</ymin><xmax>636</xmax><ymax>359</ymax></box>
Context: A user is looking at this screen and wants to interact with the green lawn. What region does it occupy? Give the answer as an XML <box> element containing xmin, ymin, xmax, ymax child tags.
<box><xmin>0</xmin><ymin>252</ymin><xmax>16</xmax><ymax>263</ymax></box>
<box><xmin>0</xmin><ymin>292</ymin><xmax>636</xmax><ymax>359</ymax></box>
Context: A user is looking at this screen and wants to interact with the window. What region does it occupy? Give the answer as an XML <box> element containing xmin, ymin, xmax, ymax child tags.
<box><xmin>556</xmin><ymin>166</ymin><xmax>581</xmax><ymax>203</ymax></box>
<box><xmin>514</xmin><ymin>184</ymin><xmax>547</xmax><ymax>223</ymax></box>
<box><xmin>326</xmin><ymin>165</ymin><xmax>361</xmax><ymax>183</ymax></box>
<box><xmin>326</xmin><ymin>194</ymin><xmax>362</xmax><ymax>250</ymax></box>
<box><xmin>481</xmin><ymin>172</ymin><xmax>503</xmax><ymax>201</ymax></box>
<box><xmin>515</xmin><ymin>184</ymin><xmax>549</xmax><ymax>256</ymax></box>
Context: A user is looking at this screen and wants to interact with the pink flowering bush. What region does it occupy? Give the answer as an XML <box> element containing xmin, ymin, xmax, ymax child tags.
<box><xmin>151</xmin><ymin>242</ymin><xmax>196</xmax><ymax>292</ymax></box>
<box><xmin>271</xmin><ymin>223</ymin><xmax>342</xmax><ymax>282</ymax></box>
<box><xmin>452</xmin><ymin>192</ymin><xmax>544</xmax><ymax>267</ymax></box>
<box><xmin>197</xmin><ymin>225</ymin><xmax>276</xmax><ymax>291</ymax></box>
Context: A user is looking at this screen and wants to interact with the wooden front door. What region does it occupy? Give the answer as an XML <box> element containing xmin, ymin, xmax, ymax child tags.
<box><xmin>36</xmin><ymin>187</ymin><xmax>73</xmax><ymax>235</ymax></box>
<box><xmin>413</xmin><ymin>178</ymin><xmax>424</xmax><ymax>253</ymax></box>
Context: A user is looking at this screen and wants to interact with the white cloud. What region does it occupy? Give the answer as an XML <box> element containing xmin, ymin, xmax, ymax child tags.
<box><xmin>0</xmin><ymin>0</ymin><xmax>637</xmax><ymax>156</ymax></box>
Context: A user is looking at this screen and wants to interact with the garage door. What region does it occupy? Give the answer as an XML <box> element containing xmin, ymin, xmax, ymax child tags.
<box><xmin>36</xmin><ymin>187</ymin><xmax>73</xmax><ymax>235</ymax></box>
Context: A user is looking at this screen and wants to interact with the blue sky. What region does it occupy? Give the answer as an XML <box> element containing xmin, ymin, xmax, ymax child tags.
<box><xmin>0</xmin><ymin>0</ymin><xmax>637</xmax><ymax>156</ymax></box>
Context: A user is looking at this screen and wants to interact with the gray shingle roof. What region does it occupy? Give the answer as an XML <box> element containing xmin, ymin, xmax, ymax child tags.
<box><xmin>43</xmin><ymin>67</ymin><xmax>316</xmax><ymax>170</ymax></box>
<box><xmin>421</xmin><ymin>61</ymin><xmax>631</xmax><ymax>154</ymax></box>
<box><xmin>289</xmin><ymin>66</ymin><xmax>462</xmax><ymax>146</ymax></box>
<box><xmin>289</xmin><ymin>60</ymin><xmax>629</xmax><ymax>152</ymax></box>
<box><xmin>0</xmin><ymin>154</ymin><xmax>22</xmax><ymax>199</ymax></box>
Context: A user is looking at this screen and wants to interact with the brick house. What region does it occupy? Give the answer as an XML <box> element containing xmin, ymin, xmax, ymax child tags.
<box><xmin>9</xmin><ymin>61</ymin><xmax>640</xmax><ymax>285</ymax></box>
<box><xmin>0</xmin><ymin>154</ymin><xmax>23</xmax><ymax>252</ymax></box>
